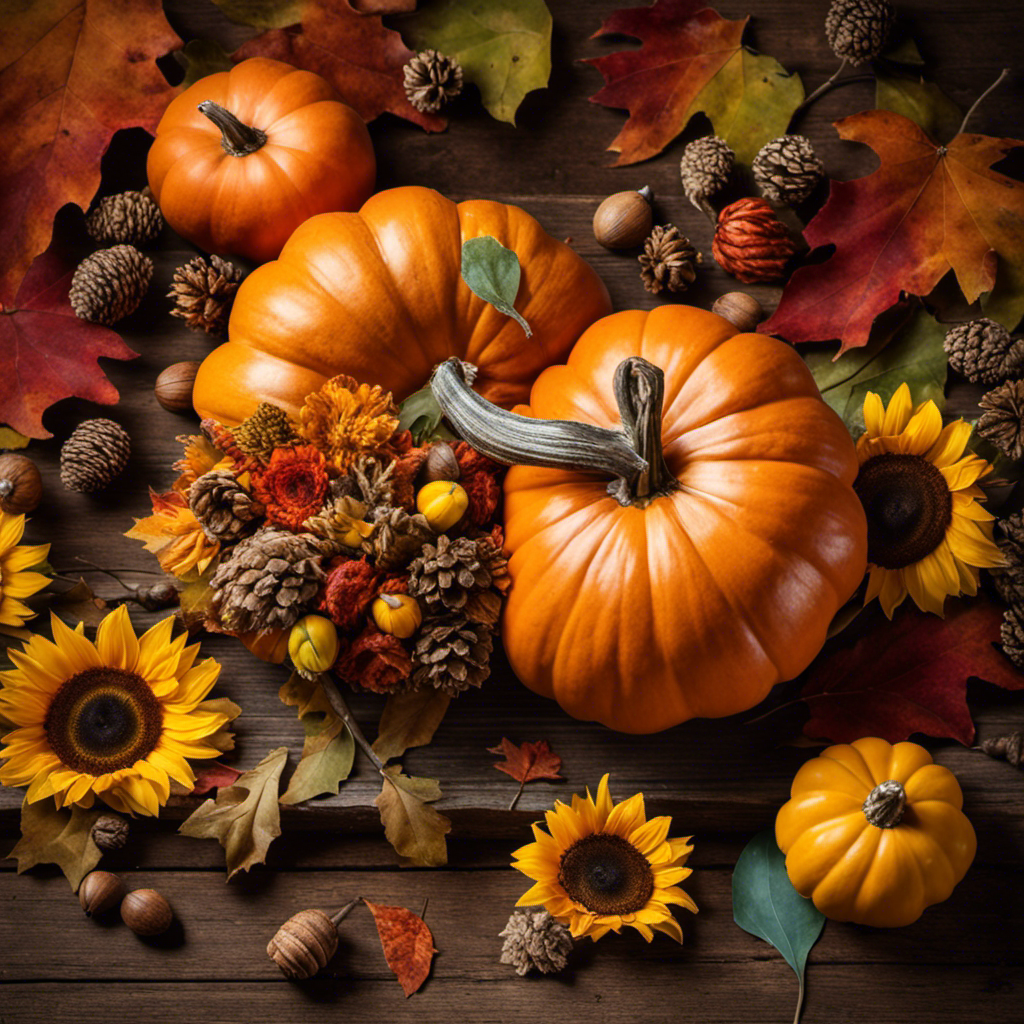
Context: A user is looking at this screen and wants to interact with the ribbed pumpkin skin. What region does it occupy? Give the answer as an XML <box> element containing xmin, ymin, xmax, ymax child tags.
<box><xmin>776</xmin><ymin>737</ymin><xmax>977</xmax><ymax>927</ymax></box>
<box><xmin>147</xmin><ymin>58</ymin><xmax>375</xmax><ymax>263</ymax></box>
<box><xmin>193</xmin><ymin>186</ymin><xmax>612</xmax><ymax>424</ymax></box>
<box><xmin>501</xmin><ymin>305</ymin><xmax>867</xmax><ymax>733</ymax></box>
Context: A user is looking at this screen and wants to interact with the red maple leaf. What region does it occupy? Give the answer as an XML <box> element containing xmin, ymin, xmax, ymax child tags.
<box><xmin>800</xmin><ymin>597</ymin><xmax>1024</xmax><ymax>746</ymax></box>
<box><xmin>0</xmin><ymin>245</ymin><xmax>138</xmax><ymax>438</ymax></box>
<box><xmin>191</xmin><ymin>762</ymin><xmax>243</xmax><ymax>796</ymax></box>
<box><xmin>487</xmin><ymin>738</ymin><xmax>563</xmax><ymax>810</ymax></box>
<box><xmin>363</xmin><ymin>900</ymin><xmax>436</xmax><ymax>997</ymax></box>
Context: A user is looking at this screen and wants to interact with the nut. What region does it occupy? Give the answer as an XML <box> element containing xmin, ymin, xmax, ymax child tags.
<box><xmin>121</xmin><ymin>888</ymin><xmax>173</xmax><ymax>935</ymax></box>
<box><xmin>0</xmin><ymin>453</ymin><xmax>42</xmax><ymax>515</ymax></box>
<box><xmin>79</xmin><ymin>870</ymin><xmax>127</xmax><ymax>917</ymax></box>
<box><xmin>155</xmin><ymin>361</ymin><xmax>200</xmax><ymax>413</ymax></box>
<box><xmin>419</xmin><ymin>442</ymin><xmax>461</xmax><ymax>485</ymax></box>
<box><xmin>90</xmin><ymin>813</ymin><xmax>130</xmax><ymax>852</ymax></box>
<box><xmin>712</xmin><ymin>292</ymin><xmax>766</xmax><ymax>334</ymax></box>
<box><xmin>267</xmin><ymin>909</ymin><xmax>339</xmax><ymax>980</ymax></box>
<box><xmin>592</xmin><ymin>187</ymin><xmax>654</xmax><ymax>250</ymax></box>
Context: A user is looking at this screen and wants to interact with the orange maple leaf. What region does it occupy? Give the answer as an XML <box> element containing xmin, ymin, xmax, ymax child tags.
<box><xmin>761</xmin><ymin>109</ymin><xmax>1024</xmax><ymax>352</ymax></box>
<box><xmin>363</xmin><ymin>900</ymin><xmax>436</xmax><ymax>997</ymax></box>
<box><xmin>0</xmin><ymin>0</ymin><xmax>181</xmax><ymax>307</ymax></box>
<box><xmin>488</xmin><ymin>738</ymin><xmax>563</xmax><ymax>810</ymax></box>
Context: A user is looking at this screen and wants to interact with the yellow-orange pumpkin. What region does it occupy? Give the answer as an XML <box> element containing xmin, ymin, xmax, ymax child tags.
<box><xmin>431</xmin><ymin>305</ymin><xmax>868</xmax><ymax>733</ymax></box>
<box><xmin>192</xmin><ymin>186</ymin><xmax>612</xmax><ymax>424</ymax></box>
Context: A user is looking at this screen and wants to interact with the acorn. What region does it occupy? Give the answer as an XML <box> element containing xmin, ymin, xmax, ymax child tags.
<box><xmin>0</xmin><ymin>453</ymin><xmax>42</xmax><ymax>515</ymax></box>
<box><xmin>79</xmin><ymin>870</ymin><xmax>127</xmax><ymax>917</ymax></box>
<box><xmin>419</xmin><ymin>442</ymin><xmax>461</xmax><ymax>485</ymax></box>
<box><xmin>267</xmin><ymin>908</ymin><xmax>342</xmax><ymax>980</ymax></box>
<box><xmin>592</xmin><ymin>186</ymin><xmax>654</xmax><ymax>250</ymax></box>
<box><xmin>154</xmin><ymin>361</ymin><xmax>200</xmax><ymax>414</ymax></box>
<box><xmin>121</xmin><ymin>888</ymin><xmax>173</xmax><ymax>935</ymax></box>
<box><xmin>712</xmin><ymin>292</ymin><xmax>766</xmax><ymax>334</ymax></box>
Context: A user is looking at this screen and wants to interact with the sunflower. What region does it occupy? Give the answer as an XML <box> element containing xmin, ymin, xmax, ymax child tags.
<box><xmin>0</xmin><ymin>512</ymin><xmax>50</xmax><ymax>630</ymax></box>
<box><xmin>854</xmin><ymin>383</ymin><xmax>1004</xmax><ymax>617</ymax></box>
<box><xmin>0</xmin><ymin>606</ymin><xmax>235</xmax><ymax>816</ymax></box>
<box><xmin>512</xmin><ymin>775</ymin><xmax>697</xmax><ymax>942</ymax></box>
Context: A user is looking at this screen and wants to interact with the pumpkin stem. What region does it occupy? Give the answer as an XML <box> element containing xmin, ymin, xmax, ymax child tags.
<box><xmin>862</xmin><ymin>779</ymin><xmax>906</xmax><ymax>828</ymax></box>
<box><xmin>378</xmin><ymin>593</ymin><xmax>403</xmax><ymax>609</ymax></box>
<box><xmin>198</xmin><ymin>100</ymin><xmax>268</xmax><ymax>157</ymax></box>
<box><xmin>429</xmin><ymin>356</ymin><xmax>677</xmax><ymax>507</ymax></box>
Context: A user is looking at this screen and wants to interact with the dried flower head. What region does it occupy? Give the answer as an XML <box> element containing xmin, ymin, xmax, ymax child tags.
<box><xmin>336</xmin><ymin>624</ymin><xmax>412</xmax><ymax>693</ymax></box>
<box><xmin>319</xmin><ymin>558</ymin><xmax>381</xmax><ymax>632</ymax></box>
<box><xmin>253</xmin><ymin>445</ymin><xmax>329</xmax><ymax>531</ymax></box>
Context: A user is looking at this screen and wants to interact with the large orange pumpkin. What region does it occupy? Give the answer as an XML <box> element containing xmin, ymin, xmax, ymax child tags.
<box><xmin>431</xmin><ymin>305</ymin><xmax>868</xmax><ymax>733</ymax></box>
<box><xmin>147</xmin><ymin>58</ymin><xmax>375</xmax><ymax>263</ymax></box>
<box><xmin>192</xmin><ymin>186</ymin><xmax>612</xmax><ymax>425</ymax></box>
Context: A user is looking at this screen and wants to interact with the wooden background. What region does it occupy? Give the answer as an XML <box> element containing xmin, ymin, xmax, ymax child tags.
<box><xmin>2</xmin><ymin>1</ymin><xmax>1023</xmax><ymax>1021</ymax></box>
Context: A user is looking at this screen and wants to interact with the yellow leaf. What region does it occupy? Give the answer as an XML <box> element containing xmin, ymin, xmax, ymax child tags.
<box><xmin>8</xmin><ymin>800</ymin><xmax>102</xmax><ymax>891</ymax></box>
<box><xmin>372</xmin><ymin>688</ymin><xmax>451</xmax><ymax>763</ymax></box>
<box><xmin>375</xmin><ymin>766</ymin><xmax>450</xmax><ymax>867</ymax></box>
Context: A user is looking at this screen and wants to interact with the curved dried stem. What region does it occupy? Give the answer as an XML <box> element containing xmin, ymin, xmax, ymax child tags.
<box><xmin>958</xmin><ymin>68</ymin><xmax>1011</xmax><ymax>135</ymax></box>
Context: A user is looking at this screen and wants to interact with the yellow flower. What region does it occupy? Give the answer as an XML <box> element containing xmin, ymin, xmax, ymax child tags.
<box><xmin>512</xmin><ymin>775</ymin><xmax>697</xmax><ymax>943</ymax></box>
<box><xmin>0</xmin><ymin>606</ymin><xmax>235</xmax><ymax>816</ymax></box>
<box><xmin>855</xmin><ymin>383</ymin><xmax>1004</xmax><ymax>618</ymax></box>
<box><xmin>298</xmin><ymin>375</ymin><xmax>399</xmax><ymax>473</ymax></box>
<box><xmin>0</xmin><ymin>512</ymin><xmax>50</xmax><ymax>630</ymax></box>
<box><xmin>126</xmin><ymin>490</ymin><xmax>220</xmax><ymax>581</ymax></box>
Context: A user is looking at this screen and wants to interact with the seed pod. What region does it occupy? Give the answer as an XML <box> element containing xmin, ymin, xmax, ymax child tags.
<box><xmin>79</xmin><ymin>871</ymin><xmax>127</xmax><ymax>917</ymax></box>
<box><xmin>121</xmin><ymin>888</ymin><xmax>173</xmax><ymax>936</ymax></box>
<box><xmin>267</xmin><ymin>909</ymin><xmax>339</xmax><ymax>980</ymax></box>
<box><xmin>155</xmin><ymin>361</ymin><xmax>200</xmax><ymax>413</ymax></box>
<box><xmin>592</xmin><ymin>187</ymin><xmax>654</xmax><ymax>250</ymax></box>
<box><xmin>0</xmin><ymin>454</ymin><xmax>42</xmax><ymax>514</ymax></box>
<box><xmin>712</xmin><ymin>292</ymin><xmax>765</xmax><ymax>334</ymax></box>
<box><xmin>419</xmin><ymin>442</ymin><xmax>461</xmax><ymax>485</ymax></box>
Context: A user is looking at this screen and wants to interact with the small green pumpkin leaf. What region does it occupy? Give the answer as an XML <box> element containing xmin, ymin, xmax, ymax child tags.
<box><xmin>461</xmin><ymin>236</ymin><xmax>532</xmax><ymax>339</ymax></box>
<box><xmin>398</xmin><ymin>386</ymin><xmax>456</xmax><ymax>445</ymax></box>
<box><xmin>732</xmin><ymin>830</ymin><xmax>825</xmax><ymax>1023</ymax></box>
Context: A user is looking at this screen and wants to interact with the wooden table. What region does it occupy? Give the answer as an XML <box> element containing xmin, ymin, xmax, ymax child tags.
<box><xmin>2</xmin><ymin>1</ymin><xmax>1022</xmax><ymax>1021</ymax></box>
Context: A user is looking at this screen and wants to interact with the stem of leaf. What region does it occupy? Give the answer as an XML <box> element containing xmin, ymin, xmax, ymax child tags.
<box><xmin>793</xmin><ymin>976</ymin><xmax>806</xmax><ymax>1024</ymax></box>
<box><xmin>330</xmin><ymin>898</ymin><xmax>362</xmax><ymax>928</ymax></box>
<box><xmin>958</xmin><ymin>68</ymin><xmax>1010</xmax><ymax>135</ymax></box>
<box><xmin>788</xmin><ymin>62</ymin><xmax>877</xmax><ymax>127</ymax></box>
<box><xmin>318</xmin><ymin>674</ymin><xmax>386</xmax><ymax>772</ymax></box>
<box><xmin>508</xmin><ymin>779</ymin><xmax>526</xmax><ymax>812</ymax></box>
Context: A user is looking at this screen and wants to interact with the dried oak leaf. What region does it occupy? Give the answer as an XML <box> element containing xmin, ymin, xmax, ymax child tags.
<box><xmin>179</xmin><ymin>746</ymin><xmax>288</xmax><ymax>879</ymax></box>
<box><xmin>584</xmin><ymin>0</ymin><xmax>803</xmax><ymax>166</ymax></box>
<box><xmin>234</xmin><ymin>0</ymin><xmax>446</xmax><ymax>132</ymax></box>
<box><xmin>190</xmin><ymin>762</ymin><xmax>244</xmax><ymax>795</ymax></box>
<box><xmin>488</xmin><ymin>738</ymin><xmax>563</xmax><ymax>785</ymax></box>
<box><xmin>800</xmin><ymin>598</ymin><xmax>1024</xmax><ymax>746</ymax></box>
<box><xmin>7</xmin><ymin>801</ymin><xmax>102</xmax><ymax>892</ymax></box>
<box><xmin>375</xmin><ymin>765</ymin><xmax>451</xmax><ymax>867</ymax></box>
<box><xmin>761</xmin><ymin>110</ymin><xmax>1024</xmax><ymax>353</ymax></box>
<box><xmin>0</xmin><ymin>245</ymin><xmax>138</xmax><ymax>439</ymax></box>
<box><xmin>0</xmin><ymin>0</ymin><xmax>181</xmax><ymax>307</ymax></box>
<box><xmin>363</xmin><ymin>899</ymin><xmax>437</xmax><ymax>997</ymax></box>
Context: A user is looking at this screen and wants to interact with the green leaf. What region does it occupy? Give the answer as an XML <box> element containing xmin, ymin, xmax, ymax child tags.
<box><xmin>461</xmin><ymin>236</ymin><xmax>532</xmax><ymax>338</ymax></box>
<box><xmin>173</xmin><ymin>39</ymin><xmax>235</xmax><ymax>87</ymax></box>
<box><xmin>398</xmin><ymin>0</ymin><xmax>552</xmax><ymax>124</ymax></box>
<box><xmin>876</xmin><ymin>72</ymin><xmax>962</xmax><ymax>143</ymax></box>
<box><xmin>7</xmin><ymin>800</ymin><xmax>103</xmax><ymax>891</ymax></box>
<box><xmin>687</xmin><ymin>47</ymin><xmax>804</xmax><ymax>166</ymax></box>
<box><xmin>803</xmin><ymin>305</ymin><xmax>948</xmax><ymax>435</ymax></box>
<box><xmin>733</xmin><ymin>830</ymin><xmax>825</xmax><ymax>1024</ymax></box>
<box><xmin>0</xmin><ymin>426</ymin><xmax>30</xmax><ymax>449</ymax></box>
<box><xmin>878</xmin><ymin>36</ymin><xmax>926</xmax><ymax>67</ymax></box>
<box><xmin>398</xmin><ymin>386</ymin><xmax>456</xmax><ymax>444</ymax></box>
<box><xmin>375</xmin><ymin>766</ymin><xmax>451</xmax><ymax>866</ymax></box>
<box><xmin>209</xmin><ymin>0</ymin><xmax>302</xmax><ymax>29</ymax></box>
<box><xmin>372</xmin><ymin>688</ymin><xmax>451</xmax><ymax>763</ymax></box>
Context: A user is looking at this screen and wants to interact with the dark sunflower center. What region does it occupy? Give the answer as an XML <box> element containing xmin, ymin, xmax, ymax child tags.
<box><xmin>44</xmin><ymin>667</ymin><xmax>164</xmax><ymax>775</ymax></box>
<box><xmin>853</xmin><ymin>452</ymin><xmax>953</xmax><ymax>569</ymax></box>
<box><xmin>558</xmin><ymin>833</ymin><xmax>654</xmax><ymax>916</ymax></box>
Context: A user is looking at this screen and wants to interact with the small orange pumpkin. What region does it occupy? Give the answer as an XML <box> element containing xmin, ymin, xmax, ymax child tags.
<box><xmin>147</xmin><ymin>57</ymin><xmax>375</xmax><ymax>263</ymax></box>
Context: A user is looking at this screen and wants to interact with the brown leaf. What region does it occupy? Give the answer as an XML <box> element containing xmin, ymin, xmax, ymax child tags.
<box><xmin>487</xmin><ymin>737</ymin><xmax>563</xmax><ymax>785</ymax></box>
<box><xmin>352</xmin><ymin>0</ymin><xmax>417</xmax><ymax>10</ymax></box>
<box><xmin>372</xmin><ymin>688</ymin><xmax>451</xmax><ymax>763</ymax></box>
<box><xmin>179</xmin><ymin>746</ymin><xmax>288</xmax><ymax>879</ymax></box>
<box><xmin>363</xmin><ymin>899</ymin><xmax>436</xmax><ymax>997</ymax></box>
<box><xmin>234</xmin><ymin>0</ymin><xmax>446</xmax><ymax>132</ymax></box>
<box><xmin>7</xmin><ymin>800</ymin><xmax>102</xmax><ymax>892</ymax></box>
<box><xmin>197</xmin><ymin>697</ymin><xmax>242</xmax><ymax>755</ymax></box>
<box><xmin>191</xmin><ymin>762</ymin><xmax>244</xmax><ymax>795</ymax></box>
<box><xmin>0</xmin><ymin>244</ymin><xmax>138</xmax><ymax>439</ymax></box>
<box><xmin>0</xmin><ymin>0</ymin><xmax>181</xmax><ymax>307</ymax></box>
<box><xmin>374</xmin><ymin>766</ymin><xmax>450</xmax><ymax>867</ymax></box>
<box><xmin>46</xmin><ymin>578</ymin><xmax>109</xmax><ymax>628</ymax></box>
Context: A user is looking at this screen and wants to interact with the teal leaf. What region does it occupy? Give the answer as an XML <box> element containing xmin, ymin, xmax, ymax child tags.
<box><xmin>461</xmin><ymin>236</ymin><xmax>532</xmax><ymax>338</ymax></box>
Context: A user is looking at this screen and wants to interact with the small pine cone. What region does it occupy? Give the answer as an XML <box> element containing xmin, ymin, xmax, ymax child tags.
<box><xmin>980</xmin><ymin>731</ymin><xmax>1024</xmax><ymax>768</ymax></box>
<box><xmin>639</xmin><ymin>225</ymin><xmax>701</xmax><ymax>295</ymax></box>
<box><xmin>412</xmin><ymin>615</ymin><xmax>494</xmax><ymax>696</ymax></box>
<box><xmin>712</xmin><ymin>198</ymin><xmax>797</xmax><ymax>284</ymax></box>
<box><xmin>752</xmin><ymin>135</ymin><xmax>824</xmax><ymax>206</ymax></box>
<box><xmin>1001</xmin><ymin>605</ymin><xmax>1024</xmax><ymax>670</ymax></box>
<box><xmin>209</xmin><ymin>527</ymin><xmax>324</xmax><ymax>634</ymax></box>
<box><xmin>347</xmin><ymin>455</ymin><xmax>396</xmax><ymax>508</ymax></box>
<box><xmin>408</xmin><ymin>534</ymin><xmax>492</xmax><ymax>612</ymax></box>
<box><xmin>944</xmin><ymin>319</ymin><xmax>1024</xmax><ymax>385</ymax></box>
<box><xmin>366</xmin><ymin>506</ymin><xmax>434</xmax><ymax>571</ymax></box>
<box><xmin>997</xmin><ymin>511</ymin><xmax>1024</xmax><ymax>567</ymax></box>
<box><xmin>825</xmin><ymin>0</ymin><xmax>894</xmax><ymax>65</ymax></box>
<box><xmin>989</xmin><ymin>567</ymin><xmax>1024</xmax><ymax>606</ymax></box>
<box><xmin>90</xmin><ymin>814</ymin><xmax>130</xmax><ymax>852</ymax></box>
<box><xmin>60</xmin><ymin>419</ymin><xmax>130</xmax><ymax>493</ymax></box>
<box><xmin>499</xmin><ymin>909</ymin><xmax>573</xmax><ymax>976</ymax></box>
<box><xmin>679</xmin><ymin>136</ymin><xmax>734</xmax><ymax>211</ymax></box>
<box><xmin>403</xmin><ymin>49</ymin><xmax>463</xmax><ymax>113</ymax></box>
<box><xmin>977</xmin><ymin>380</ymin><xmax>1024</xmax><ymax>461</ymax></box>
<box><xmin>168</xmin><ymin>254</ymin><xmax>244</xmax><ymax>337</ymax></box>
<box><xmin>462</xmin><ymin>530</ymin><xmax>510</xmax><ymax>625</ymax></box>
<box><xmin>189</xmin><ymin>469</ymin><xmax>264</xmax><ymax>542</ymax></box>
<box><xmin>85</xmin><ymin>188</ymin><xmax>163</xmax><ymax>247</ymax></box>
<box><xmin>233</xmin><ymin>402</ymin><xmax>299</xmax><ymax>461</ymax></box>
<box><xmin>69</xmin><ymin>245</ymin><xmax>153</xmax><ymax>325</ymax></box>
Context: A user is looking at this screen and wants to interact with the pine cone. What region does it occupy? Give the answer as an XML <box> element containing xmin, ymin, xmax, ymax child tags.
<box><xmin>977</xmin><ymin>380</ymin><xmax>1024</xmax><ymax>461</ymax></box>
<box><xmin>752</xmin><ymin>135</ymin><xmax>824</xmax><ymax>206</ymax></box>
<box><xmin>825</xmin><ymin>0</ymin><xmax>894</xmax><ymax>65</ymax></box>
<box><xmin>499</xmin><ymin>909</ymin><xmax>573</xmax><ymax>976</ymax></box>
<box><xmin>85</xmin><ymin>188</ymin><xmax>163</xmax><ymax>247</ymax></box>
<box><xmin>408</xmin><ymin>534</ymin><xmax>492</xmax><ymax>612</ymax></box>
<box><xmin>189</xmin><ymin>469</ymin><xmax>264</xmax><ymax>542</ymax></box>
<box><xmin>712</xmin><ymin>198</ymin><xmax>797</xmax><ymax>284</ymax></box>
<box><xmin>347</xmin><ymin>455</ymin><xmax>396</xmax><ymax>507</ymax></box>
<box><xmin>1000</xmin><ymin>605</ymin><xmax>1024</xmax><ymax>671</ymax></box>
<box><xmin>679</xmin><ymin>136</ymin><xmax>734</xmax><ymax>211</ymax></box>
<box><xmin>944</xmin><ymin>319</ymin><xmax>1024</xmax><ymax>385</ymax></box>
<box><xmin>366</xmin><ymin>506</ymin><xmax>434</xmax><ymax>570</ymax></box>
<box><xmin>403</xmin><ymin>49</ymin><xmax>463</xmax><ymax>113</ymax></box>
<box><xmin>60</xmin><ymin>419</ymin><xmax>130</xmax><ymax>493</ymax></box>
<box><xmin>209</xmin><ymin>527</ymin><xmax>324</xmax><ymax>634</ymax></box>
<box><xmin>69</xmin><ymin>245</ymin><xmax>153</xmax><ymax>325</ymax></box>
<box><xmin>462</xmin><ymin>531</ymin><xmax>510</xmax><ymax>626</ymax></box>
<box><xmin>980</xmin><ymin>731</ymin><xmax>1024</xmax><ymax>768</ymax></box>
<box><xmin>639</xmin><ymin>225</ymin><xmax>701</xmax><ymax>295</ymax></box>
<box><xmin>991</xmin><ymin>512</ymin><xmax>1024</xmax><ymax>604</ymax></box>
<box><xmin>233</xmin><ymin>402</ymin><xmax>299</xmax><ymax>461</ymax></box>
<box><xmin>168</xmin><ymin>254</ymin><xmax>244</xmax><ymax>337</ymax></box>
<box><xmin>412</xmin><ymin>616</ymin><xmax>494</xmax><ymax>696</ymax></box>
